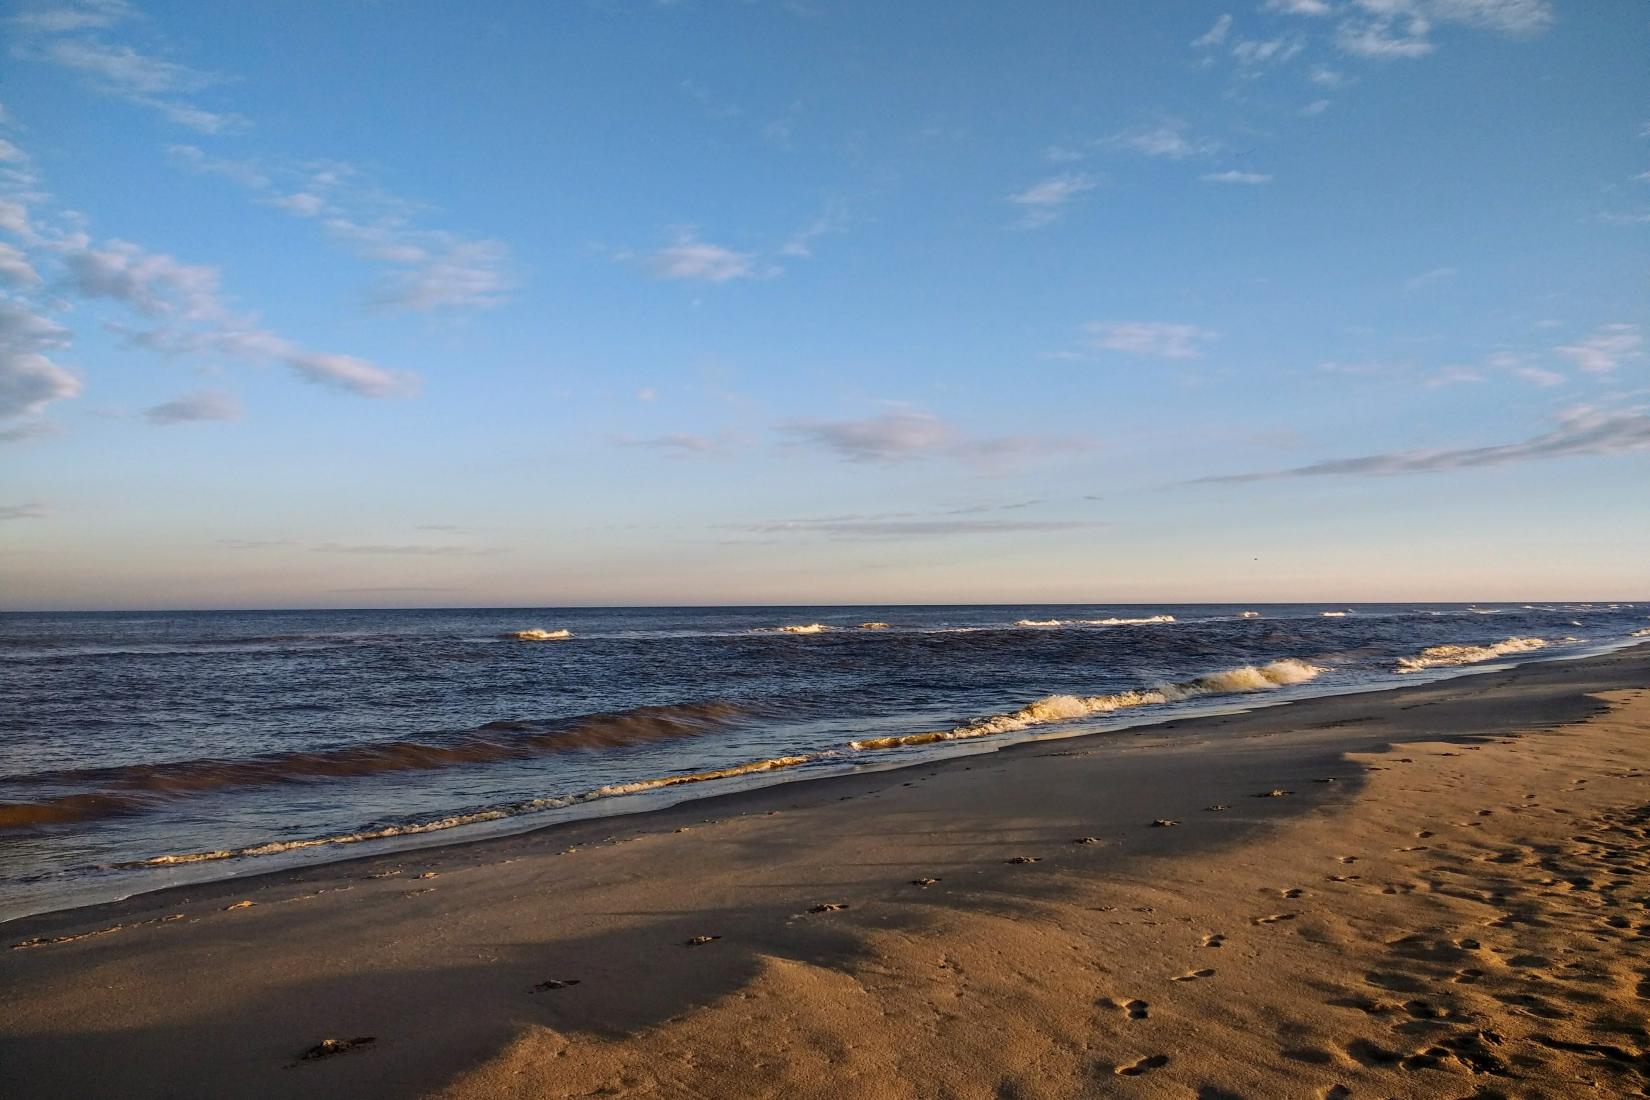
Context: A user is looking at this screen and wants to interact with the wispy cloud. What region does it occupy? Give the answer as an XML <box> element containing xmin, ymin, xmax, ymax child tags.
<box><xmin>1554</xmin><ymin>324</ymin><xmax>1643</xmax><ymax>373</ymax></box>
<box><xmin>1265</xmin><ymin>0</ymin><xmax>1332</xmax><ymax>14</ymax></box>
<box><xmin>1191</xmin><ymin>14</ymin><xmax>1233</xmax><ymax>48</ymax></box>
<box><xmin>1083</xmin><ymin>321</ymin><xmax>1216</xmax><ymax>360</ymax></box>
<box><xmin>1200</xmin><ymin>169</ymin><xmax>1273</xmax><ymax>185</ymax></box>
<box><xmin>1108</xmin><ymin>120</ymin><xmax>1220</xmax><ymax>160</ymax></box>
<box><xmin>778</xmin><ymin>200</ymin><xmax>849</xmax><ymax>258</ymax></box>
<box><xmin>143</xmin><ymin>387</ymin><xmax>240</xmax><ymax>425</ymax></box>
<box><xmin>0</xmin><ymin>297</ymin><xmax>82</xmax><ymax>431</ymax></box>
<box><xmin>725</xmin><ymin>516</ymin><xmax>1098</xmax><ymax>540</ymax></box>
<box><xmin>1335</xmin><ymin>0</ymin><xmax>1553</xmax><ymax>60</ymax></box>
<box><xmin>311</xmin><ymin>542</ymin><xmax>499</xmax><ymax>557</ymax></box>
<box><xmin>1006</xmin><ymin>173</ymin><xmax>1097</xmax><ymax>227</ymax></box>
<box><xmin>778</xmin><ymin>410</ymin><xmax>953</xmax><ymax>463</ymax></box>
<box><xmin>168</xmin><ymin>148</ymin><xmax>514</xmax><ymax>314</ymax></box>
<box><xmin>0</xmin><ymin>242</ymin><xmax>42</xmax><ymax>287</ymax></box>
<box><xmin>613</xmin><ymin>432</ymin><xmax>733</xmax><ymax>458</ymax></box>
<box><xmin>777</xmin><ymin>409</ymin><xmax>1084</xmax><ymax>471</ymax></box>
<box><xmin>11</xmin><ymin>3</ymin><xmax>249</xmax><ymax>132</ymax></box>
<box><xmin>58</xmin><ymin>232</ymin><xmax>411</xmax><ymax>397</ymax></box>
<box><xmin>1231</xmin><ymin>34</ymin><xmax>1305</xmax><ymax>72</ymax></box>
<box><xmin>1403</xmin><ymin>265</ymin><xmax>1457</xmax><ymax>292</ymax></box>
<box><xmin>642</xmin><ymin>230</ymin><xmax>761</xmax><ymax>282</ymax></box>
<box><xmin>0</xmin><ymin>501</ymin><xmax>48</xmax><ymax>521</ymax></box>
<box><xmin>1195</xmin><ymin>405</ymin><xmax>1650</xmax><ymax>482</ymax></box>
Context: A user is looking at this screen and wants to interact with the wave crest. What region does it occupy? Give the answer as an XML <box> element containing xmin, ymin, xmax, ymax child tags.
<box><xmin>510</xmin><ymin>628</ymin><xmax>571</xmax><ymax>641</ymax></box>
<box><xmin>0</xmin><ymin>701</ymin><xmax>752</xmax><ymax>833</ymax></box>
<box><xmin>1014</xmin><ymin>615</ymin><xmax>1175</xmax><ymax>628</ymax></box>
<box><xmin>851</xmin><ymin>658</ymin><xmax>1322</xmax><ymax>749</ymax></box>
<box><xmin>1396</xmin><ymin>636</ymin><xmax>1551</xmax><ymax>671</ymax></box>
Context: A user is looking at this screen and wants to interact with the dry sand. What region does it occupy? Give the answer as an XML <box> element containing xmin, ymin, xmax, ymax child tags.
<box><xmin>4</xmin><ymin>645</ymin><xmax>1649</xmax><ymax>1098</ymax></box>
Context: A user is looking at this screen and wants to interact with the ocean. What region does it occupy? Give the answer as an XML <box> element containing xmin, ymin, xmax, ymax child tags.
<box><xmin>2</xmin><ymin>602</ymin><xmax>1644</xmax><ymax>921</ymax></box>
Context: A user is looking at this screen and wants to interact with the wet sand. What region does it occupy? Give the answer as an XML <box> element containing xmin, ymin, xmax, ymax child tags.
<box><xmin>4</xmin><ymin>645</ymin><xmax>1648</xmax><ymax>1098</ymax></box>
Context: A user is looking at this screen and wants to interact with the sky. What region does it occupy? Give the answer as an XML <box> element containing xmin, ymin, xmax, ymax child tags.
<box><xmin>1</xmin><ymin>0</ymin><xmax>1647</xmax><ymax>610</ymax></box>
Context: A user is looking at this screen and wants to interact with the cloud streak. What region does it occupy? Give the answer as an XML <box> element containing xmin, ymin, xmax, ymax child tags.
<box><xmin>0</xmin><ymin>296</ymin><xmax>82</xmax><ymax>429</ymax></box>
<box><xmin>143</xmin><ymin>387</ymin><xmax>240</xmax><ymax>425</ymax></box>
<box><xmin>1195</xmin><ymin>406</ymin><xmax>1650</xmax><ymax>482</ymax></box>
<box><xmin>1083</xmin><ymin>321</ymin><xmax>1215</xmax><ymax>359</ymax></box>
<box><xmin>726</xmin><ymin>517</ymin><xmax>1098</xmax><ymax>540</ymax></box>
<box><xmin>1006</xmin><ymin>173</ymin><xmax>1097</xmax><ymax>227</ymax></box>
<box><xmin>1554</xmin><ymin>324</ymin><xmax>1642</xmax><ymax>373</ymax></box>
<box><xmin>168</xmin><ymin>148</ymin><xmax>514</xmax><ymax>314</ymax></box>
<box><xmin>642</xmin><ymin>231</ymin><xmax>761</xmax><ymax>282</ymax></box>
<box><xmin>11</xmin><ymin>2</ymin><xmax>249</xmax><ymax>132</ymax></box>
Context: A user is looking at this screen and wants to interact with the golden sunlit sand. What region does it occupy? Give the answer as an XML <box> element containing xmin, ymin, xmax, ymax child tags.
<box><xmin>4</xmin><ymin>644</ymin><xmax>1649</xmax><ymax>1098</ymax></box>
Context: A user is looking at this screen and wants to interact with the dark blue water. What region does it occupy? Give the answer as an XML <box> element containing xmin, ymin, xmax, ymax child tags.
<box><xmin>2</xmin><ymin>602</ymin><xmax>1644</xmax><ymax>919</ymax></box>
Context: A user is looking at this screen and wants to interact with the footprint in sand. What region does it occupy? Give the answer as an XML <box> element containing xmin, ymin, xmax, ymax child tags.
<box><xmin>1108</xmin><ymin>997</ymin><xmax>1149</xmax><ymax>1020</ymax></box>
<box><xmin>1200</xmin><ymin>933</ymin><xmax>1226</xmax><ymax>948</ymax></box>
<box><xmin>1338</xmin><ymin>856</ymin><xmax>1359</xmax><ymax>864</ymax></box>
<box><xmin>1171</xmin><ymin>968</ymin><xmax>1216</xmax><ymax>982</ymax></box>
<box><xmin>1113</xmin><ymin>1054</ymin><xmax>1169</xmax><ymax>1076</ymax></box>
<box><xmin>1451</xmin><ymin>967</ymin><xmax>1484</xmax><ymax>984</ymax></box>
<box><xmin>1281</xmin><ymin>888</ymin><xmax>1305</xmax><ymax>899</ymax></box>
<box><xmin>808</xmin><ymin>902</ymin><xmax>849</xmax><ymax>913</ymax></box>
<box><xmin>1254</xmin><ymin>913</ymin><xmax>1297</xmax><ymax>925</ymax></box>
<box><xmin>1006</xmin><ymin>856</ymin><xmax>1041</xmax><ymax>864</ymax></box>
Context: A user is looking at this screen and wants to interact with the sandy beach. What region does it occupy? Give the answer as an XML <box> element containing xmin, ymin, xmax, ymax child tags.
<box><xmin>4</xmin><ymin>644</ymin><xmax>1648</xmax><ymax>1099</ymax></box>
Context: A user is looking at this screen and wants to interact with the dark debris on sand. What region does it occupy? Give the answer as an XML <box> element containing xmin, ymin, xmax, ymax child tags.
<box><xmin>296</xmin><ymin>1037</ymin><xmax>376</xmax><ymax>1063</ymax></box>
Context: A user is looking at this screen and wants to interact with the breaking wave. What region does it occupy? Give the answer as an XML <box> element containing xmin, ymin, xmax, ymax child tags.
<box><xmin>0</xmin><ymin>701</ymin><xmax>752</xmax><ymax>832</ymax></box>
<box><xmin>510</xmin><ymin>628</ymin><xmax>571</xmax><ymax>641</ymax></box>
<box><xmin>851</xmin><ymin>658</ymin><xmax>1323</xmax><ymax>750</ymax></box>
<box><xmin>776</xmin><ymin>623</ymin><xmax>828</xmax><ymax>634</ymax></box>
<box><xmin>1396</xmin><ymin>636</ymin><xmax>1552</xmax><ymax>672</ymax></box>
<box><xmin>1014</xmin><ymin>615</ymin><xmax>1175</xmax><ymax>628</ymax></box>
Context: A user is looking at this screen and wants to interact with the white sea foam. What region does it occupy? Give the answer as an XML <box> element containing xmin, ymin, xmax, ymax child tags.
<box><xmin>1630</xmin><ymin>627</ymin><xmax>1650</xmax><ymax>638</ymax></box>
<box><xmin>859</xmin><ymin>622</ymin><xmax>893</xmax><ymax>630</ymax></box>
<box><xmin>1239</xmin><ymin>611</ymin><xmax>1261</xmax><ymax>618</ymax></box>
<box><xmin>1396</xmin><ymin>636</ymin><xmax>1552</xmax><ymax>672</ymax></box>
<box><xmin>851</xmin><ymin>658</ymin><xmax>1323</xmax><ymax>749</ymax></box>
<box><xmin>1015</xmin><ymin>615</ymin><xmax>1174</xmax><ymax>628</ymax></box>
<box><xmin>777</xmin><ymin>623</ymin><xmax>828</xmax><ymax>634</ymax></box>
<box><xmin>131</xmin><ymin>754</ymin><xmax>824</xmax><ymax>867</ymax></box>
<box><xmin>1320</xmin><ymin>610</ymin><xmax>1350</xmax><ymax>617</ymax></box>
<box><xmin>510</xmin><ymin>628</ymin><xmax>571</xmax><ymax>641</ymax></box>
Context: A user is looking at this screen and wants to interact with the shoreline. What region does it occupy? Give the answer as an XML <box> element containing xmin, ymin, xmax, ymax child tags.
<box><xmin>6</xmin><ymin>638</ymin><xmax>1639</xmax><ymax>928</ymax></box>
<box><xmin>6</xmin><ymin>642</ymin><xmax>1649</xmax><ymax>1098</ymax></box>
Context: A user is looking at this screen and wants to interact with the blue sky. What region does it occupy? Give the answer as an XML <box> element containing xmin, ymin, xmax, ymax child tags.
<box><xmin>1</xmin><ymin>0</ymin><xmax>1647</xmax><ymax>609</ymax></box>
